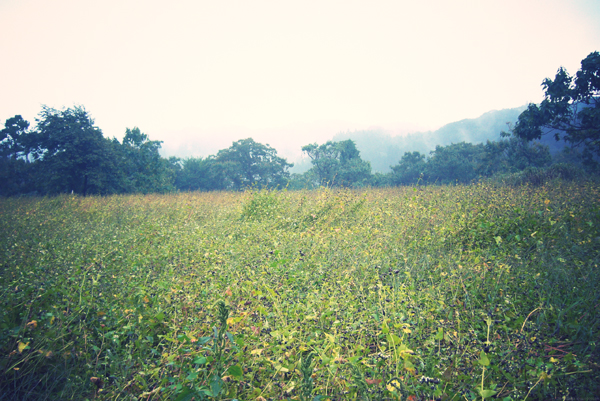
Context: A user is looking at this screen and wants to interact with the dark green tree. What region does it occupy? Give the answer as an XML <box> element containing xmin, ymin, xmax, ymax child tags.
<box><xmin>288</xmin><ymin>170</ymin><xmax>319</xmax><ymax>190</ymax></box>
<box><xmin>302</xmin><ymin>140</ymin><xmax>371</xmax><ymax>187</ymax></box>
<box><xmin>513</xmin><ymin>51</ymin><xmax>600</xmax><ymax>158</ymax></box>
<box><xmin>174</xmin><ymin>156</ymin><xmax>225</xmax><ymax>191</ymax></box>
<box><xmin>301</xmin><ymin>142</ymin><xmax>341</xmax><ymax>186</ymax></box>
<box><xmin>1</xmin><ymin>115</ymin><xmax>33</xmax><ymax>160</ymax></box>
<box><xmin>33</xmin><ymin>106</ymin><xmax>122</xmax><ymax>195</ymax></box>
<box><xmin>425</xmin><ymin>142</ymin><xmax>485</xmax><ymax>184</ymax></box>
<box><xmin>0</xmin><ymin>115</ymin><xmax>36</xmax><ymax>195</ymax></box>
<box><xmin>389</xmin><ymin>151</ymin><xmax>426</xmax><ymax>186</ymax></box>
<box><xmin>369</xmin><ymin>172</ymin><xmax>392</xmax><ymax>187</ymax></box>
<box><xmin>214</xmin><ymin>138</ymin><xmax>293</xmax><ymax>190</ymax></box>
<box><xmin>119</xmin><ymin>127</ymin><xmax>174</xmax><ymax>193</ymax></box>
<box><xmin>479</xmin><ymin>135</ymin><xmax>551</xmax><ymax>176</ymax></box>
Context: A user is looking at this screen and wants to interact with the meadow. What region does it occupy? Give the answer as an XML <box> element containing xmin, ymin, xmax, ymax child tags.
<box><xmin>0</xmin><ymin>182</ymin><xmax>599</xmax><ymax>400</ymax></box>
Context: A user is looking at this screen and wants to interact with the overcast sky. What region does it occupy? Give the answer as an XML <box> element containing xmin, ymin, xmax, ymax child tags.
<box><xmin>1</xmin><ymin>0</ymin><xmax>599</xmax><ymax>161</ymax></box>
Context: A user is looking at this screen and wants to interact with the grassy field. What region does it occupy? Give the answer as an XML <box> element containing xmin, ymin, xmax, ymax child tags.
<box><xmin>1</xmin><ymin>182</ymin><xmax>599</xmax><ymax>400</ymax></box>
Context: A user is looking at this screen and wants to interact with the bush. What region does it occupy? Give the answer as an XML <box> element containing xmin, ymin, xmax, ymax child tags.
<box><xmin>500</xmin><ymin>163</ymin><xmax>586</xmax><ymax>186</ymax></box>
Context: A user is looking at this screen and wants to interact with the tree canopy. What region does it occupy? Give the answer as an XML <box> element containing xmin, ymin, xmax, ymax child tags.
<box><xmin>31</xmin><ymin>106</ymin><xmax>121</xmax><ymax>195</ymax></box>
<box><xmin>119</xmin><ymin>127</ymin><xmax>174</xmax><ymax>193</ymax></box>
<box><xmin>1</xmin><ymin>86</ymin><xmax>597</xmax><ymax>197</ymax></box>
<box><xmin>0</xmin><ymin>106</ymin><xmax>177</xmax><ymax>195</ymax></box>
<box><xmin>302</xmin><ymin>140</ymin><xmax>371</xmax><ymax>187</ymax></box>
<box><xmin>0</xmin><ymin>115</ymin><xmax>35</xmax><ymax>196</ymax></box>
<box><xmin>389</xmin><ymin>151</ymin><xmax>426</xmax><ymax>185</ymax></box>
<box><xmin>214</xmin><ymin>138</ymin><xmax>293</xmax><ymax>190</ymax></box>
<box><xmin>514</xmin><ymin>51</ymin><xmax>600</xmax><ymax>158</ymax></box>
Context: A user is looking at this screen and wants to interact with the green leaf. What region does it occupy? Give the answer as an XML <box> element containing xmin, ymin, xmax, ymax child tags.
<box><xmin>387</xmin><ymin>333</ymin><xmax>402</xmax><ymax>346</ymax></box>
<box><xmin>186</xmin><ymin>371</ymin><xmax>198</xmax><ymax>381</ymax></box>
<box><xmin>210</xmin><ymin>375</ymin><xmax>223</xmax><ymax>396</ymax></box>
<box><xmin>478</xmin><ymin>351</ymin><xmax>490</xmax><ymax>366</ymax></box>
<box><xmin>478</xmin><ymin>388</ymin><xmax>497</xmax><ymax>399</ymax></box>
<box><xmin>228</xmin><ymin>364</ymin><xmax>243</xmax><ymax>378</ymax></box>
<box><xmin>198</xmin><ymin>336</ymin><xmax>212</xmax><ymax>345</ymax></box>
<box><xmin>175</xmin><ymin>387</ymin><xmax>196</xmax><ymax>401</ymax></box>
<box><xmin>193</xmin><ymin>357</ymin><xmax>207</xmax><ymax>365</ymax></box>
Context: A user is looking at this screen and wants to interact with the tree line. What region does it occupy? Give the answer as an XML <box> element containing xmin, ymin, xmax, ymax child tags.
<box><xmin>2</xmin><ymin>51</ymin><xmax>598</xmax><ymax>196</ymax></box>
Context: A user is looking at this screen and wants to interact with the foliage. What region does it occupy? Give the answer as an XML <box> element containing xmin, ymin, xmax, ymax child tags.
<box><xmin>424</xmin><ymin>142</ymin><xmax>485</xmax><ymax>184</ymax></box>
<box><xmin>0</xmin><ymin>108</ymin><xmax>176</xmax><ymax>196</ymax></box>
<box><xmin>288</xmin><ymin>171</ymin><xmax>319</xmax><ymax>190</ymax></box>
<box><xmin>240</xmin><ymin>189</ymin><xmax>282</xmax><ymax>221</ymax></box>
<box><xmin>32</xmin><ymin>105</ymin><xmax>124</xmax><ymax>195</ymax></box>
<box><xmin>0</xmin><ymin>115</ymin><xmax>36</xmax><ymax>196</ymax></box>
<box><xmin>118</xmin><ymin>127</ymin><xmax>175</xmax><ymax>194</ymax></box>
<box><xmin>514</xmin><ymin>51</ymin><xmax>600</xmax><ymax>157</ymax></box>
<box><xmin>369</xmin><ymin>172</ymin><xmax>392</xmax><ymax>188</ymax></box>
<box><xmin>2</xmin><ymin>101</ymin><xmax>595</xmax><ymax>197</ymax></box>
<box><xmin>0</xmin><ymin>115</ymin><xmax>33</xmax><ymax>161</ymax></box>
<box><xmin>174</xmin><ymin>157</ymin><xmax>223</xmax><ymax>192</ymax></box>
<box><xmin>214</xmin><ymin>138</ymin><xmax>293</xmax><ymax>190</ymax></box>
<box><xmin>1</xmin><ymin>181</ymin><xmax>599</xmax><ymax>400</ymax></box>
<box><xmin>331</xmin><ymin>107</ymin><xmax>527</xmax><ymax>174</ymax></box>
<box><xmin>496</xmin><ymin>163</ymin><xmax>587</xmax><ymax>187</ymax></box>
<box><xmin>302</xmin><ymin>140</ymin><xmax>372</xmax><ymax>187</ymax></box>
<box><xmin>389</xmin><ymin>151</ymin><xmax>426</xmax><ymax>186</ymax></box>
<box><xmin>387</xmin><ymin>140</ymin><xmax>554</xmax><ymax>187</ymax></box>
<box><xmin>479</xmin><ymin>134</ymin><xmax>551</xmax><ymax>177</ymax></box>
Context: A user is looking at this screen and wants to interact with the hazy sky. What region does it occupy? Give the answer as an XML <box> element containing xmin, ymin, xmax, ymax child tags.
<box><xmin>1</xmin><ymin>0</ymin><xmax>599</xmax><ymax>161</ymax></box>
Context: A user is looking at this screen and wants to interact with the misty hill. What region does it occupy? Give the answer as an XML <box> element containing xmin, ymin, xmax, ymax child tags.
<box><xmin>332</xmin><ymin>106</ymin><xmax>528</xmax><ymax>173</ymax></box>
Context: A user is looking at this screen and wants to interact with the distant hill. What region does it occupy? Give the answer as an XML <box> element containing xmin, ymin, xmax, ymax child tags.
<box><xmin>333</xmin><ymin>106</ymin><xmax>528</xmax><ymax>173</ymax></box>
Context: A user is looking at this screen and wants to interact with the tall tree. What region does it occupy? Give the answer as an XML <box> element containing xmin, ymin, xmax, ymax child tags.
<box><xmin>513</xmin><ymin>51</ymin><xmax>600</xmax><ymax>158</ymax></box>
<box><xmin>425</xmin><ymin>142</ymin><xmax>485</xmax><ymax>184</ymax></box>
<box><xmin>389</xmin><ymin>151</ymin><xmax>426</xmax><ymax>185</ymax></box>
<box><xmin>0</xmin><ymin>115</ymin><xmax>33</xmax><ymax>160</ymax></box>
<box><xmin>119</xmin><ymin>127</ymin><xmax>174</xmax><ymax>193</ymax></box>
<box><xmin>0</xmin><ymin>116</ymin><xmax>36</xmax><ymax>195</ymax></box>
<box><xmin>174</xmin><ymin>156</ymin><xmax>224</xmax><ymax>191</ymax></box>
<box><xmin>479</xmin><ymin>135</ymin><xmax>551</xmax><ymax>176</ymax></box>
<box><xmin>302</xmin><ymin>140</ymin><xmax>371</xmax><ymax>187</ymax></box>
<box><xmin>33</xmin><ymin>106</ymin><xmax>121</xmax><ymax>195</ymax></box>
<box><xmin>214</xmin><ymin>138</ymin><xmax>293</xmax><ymax>190</ymax></box>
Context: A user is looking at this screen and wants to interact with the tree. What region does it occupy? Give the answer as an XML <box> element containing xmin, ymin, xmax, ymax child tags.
<box><xmin>33</xmin><ymin>105</ymin><xmax>121</xmax><ymax>195</ymax></box>
<box><xmin>0</xmin><ymin>116</ymin><xmax>36</xmax><ymax>195</ymax></box>
<box><xmin>119</xmin><ymin>127</ymin><xmax>174</xmax><ymax>193</ymax></box>
<box><xmin>425</xmin><ymin>142</ymin><xmax>485</xmax><ymax>184</ymax></box>
<box><xmin>214</xmin><ymin>138</ymin><xmax>293</xmax><ymax>190</ymax></box>
<box><xmin>479</xmin><ymin>135</ymin><xmax>551</xmax><ymax>176</ymax></box>
<box><xmin>301</xmin><ymin>142</ymin><xmax>342</xmax><ymax>186</ymax></box>
<box><xmin>175</xmin><ymin>156</ymin><xmax>224</xmax><ymax>191</ymax></box>
<box><xmin>302</xmin><ymin>140</ymin><xmax>371</xmax><ymax>187</ymax></box>
<box><xmin>513</xmin><ymin>51</ymin><xmax>600</xmax><ymax>158</ymax></box>
<box><xmin>389</xmin><ymin>151</ymin><xmax>426</xmax><ymax>185</ymax></box>
<box><xmin>0</xmin><ymin>115</ymin><xmax>33</xmax><ymax>160</ymax></box>
<box><xmin>369</xmin><ymin>172</ymin><xmax>392</xmax><ymax>187</ymax></box>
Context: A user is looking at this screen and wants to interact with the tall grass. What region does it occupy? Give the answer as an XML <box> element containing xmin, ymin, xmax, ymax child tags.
<box><xmin>1</xmin><ymin>182</ymin><xmax>598</xmax><ymax>400</ymax></box>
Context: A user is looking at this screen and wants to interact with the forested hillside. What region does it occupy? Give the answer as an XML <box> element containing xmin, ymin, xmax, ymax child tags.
<box><xmin>331</xmin><ymin>106</ymin><xmax>540</xmax><ymax>173</ymax></box>
<box><xmin>2</xmin><ymin>52</ymin><xmax>599</xmax><ymax>195</ymax></box>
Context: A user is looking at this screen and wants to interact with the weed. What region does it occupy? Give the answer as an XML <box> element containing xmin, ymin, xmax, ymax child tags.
<box><xmin>0</xmin><ymin>183</ymin><xmax>598</xmax><ymax>399</ymax></box>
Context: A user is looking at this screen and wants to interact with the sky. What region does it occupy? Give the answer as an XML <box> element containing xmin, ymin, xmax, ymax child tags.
<box><xmin>1</xmin><ymin>0</ymin><xmax>600</xmax><ymax>163</ymax></box>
